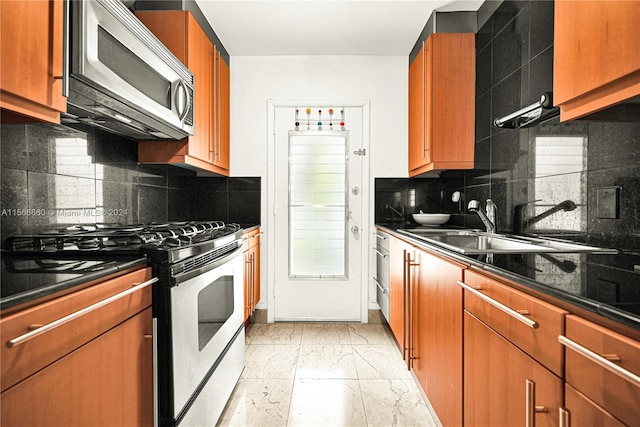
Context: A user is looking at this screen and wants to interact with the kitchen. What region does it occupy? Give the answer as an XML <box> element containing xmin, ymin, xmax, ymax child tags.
<box><xmin>1</xmin><ymin>0</ymin><xmax>639</xmax><ymax>426</ymax></box>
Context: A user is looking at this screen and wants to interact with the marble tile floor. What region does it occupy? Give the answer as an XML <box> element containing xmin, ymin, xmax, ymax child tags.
<box><xmin>216</xmin><ymin>322</ymin><xmax>438</xmax><ymax>427</ymax></box>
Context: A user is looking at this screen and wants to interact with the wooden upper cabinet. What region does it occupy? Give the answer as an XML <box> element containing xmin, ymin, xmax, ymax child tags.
<box><xmin>0</xmin><ymin>0</ymin><xmax>67</xmax><ymax>124</ymax></box>
<box><xmin>136</xmin><ymin>11</ymin><xmax>230</xmax><ymax>176</ymax></box>
<box><xmin>408</xmin><ymin>33</ymin><xmax>475</xmax><ymax>177</ymax></box>
<box><xmin>408</xmin><ymin>44</ymin><xmax>427</xmax><ymax>171</ymax></box>
<box><xmin>217</xmin><ymin>57</ymin><xmax>231</xmax><ymax>171</ymax></box>
<box><xmin>554</xmin><ymin>1</ymin><xmax>640</xmax><ymax>121</ymax></box>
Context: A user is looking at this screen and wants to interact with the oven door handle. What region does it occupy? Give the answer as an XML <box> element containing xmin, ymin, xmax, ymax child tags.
<box><xmin>7</xmin><ymin>277</ymin><xmax>158</xmax><ymax>348</ymax></box>
<box><xmin>172</xmin><ymin>245</ymin><xmax>243</xmax><ymax>286</ymax></box>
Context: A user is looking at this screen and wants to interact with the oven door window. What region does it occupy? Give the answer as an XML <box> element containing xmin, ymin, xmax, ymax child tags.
<box><xmin>198</xmin><ymin>275</ymin><xmax>234</xmax><ymax>351</ymax></box>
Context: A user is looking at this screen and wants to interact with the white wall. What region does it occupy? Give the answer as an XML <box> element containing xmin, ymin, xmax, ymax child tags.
<box><xmin>230</xmin><ymin>55</ymin><xmax>408</xmax><ymax>177</ymax></box>
<box><xmin>229</xmin><ymin>55</ymin><xmax>408</xmax><ymax>313</ymax></box>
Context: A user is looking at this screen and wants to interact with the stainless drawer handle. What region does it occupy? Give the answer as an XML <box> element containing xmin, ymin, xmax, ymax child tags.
<box><xmin>373</xmin><ymin>277</ymin><xmax>387</xmax><ymax>294</ymax></box>
<box><xmin>373</xmin><ymin>247</ymin><xmax>388</xmax><ymax>258</ymax></box>
<box><xmin>242</xmin><ymin>231</ymin><xmax>263</xmax><ymax>242</ymax></box>
<box><xmin>457</xmin><ymin>280</ymin><xmax>539</xmax><ymax>329</ymax></box>
<box><xmin>558</xmin><ymin>335</ymin><xmax>640</xmax><ymax>388</ymax></box>
<box><xmin>373</xmin><ymin>233</ymin><xmax>387</xmax><ymax>240</ymax></box>
<box><xmin>6</xmin><ymin>277</ymin><xmax>158</xmax><ymax>348</ymax></box>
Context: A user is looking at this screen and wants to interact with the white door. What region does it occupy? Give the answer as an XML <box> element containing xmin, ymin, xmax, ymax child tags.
<box><xmin>271</xmin><ymin>105</ymin><xmax>365</xmax><ymax>321</ymax></box>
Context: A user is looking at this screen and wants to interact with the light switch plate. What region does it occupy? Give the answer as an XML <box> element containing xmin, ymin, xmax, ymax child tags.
<box><xmin>596</xmin><ymin>187</ymin><xmax>620</xmax><ymax>219</ymax></box>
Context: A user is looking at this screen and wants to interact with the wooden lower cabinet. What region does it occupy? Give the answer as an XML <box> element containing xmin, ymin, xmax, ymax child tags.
<box><xmin>411</xmin><ymin>249</ymin><xmax>464</xmax><ymax>427</ymax></box>
<box><xmin>389</xmin><ymin>234</ymin><xmax>465</xmax><ymax>426</ymax></box>
<box><xmin>0</xmin><ymin>268</ymin><xmax>154</xmax><ymax>425</ymax></box>
<box><xmin>561</xmin><ymin>315</ymin><xmax>640</xmax><ymax>426</ymax></box>
<box><xmin>563</xmin><ymin>384</ymin><xmax>625</xmax><ymax>427</ymax></box>
<box><xmin>464</xmin><ymin>311</ymin><xmax>562</xmax><ymax>427</ymax></box>
<box><xmin>389</xmin><ymin>236</ymin><xmax>411</xmax><ymax>358</ymax></box>
<box><xmin>1</xmin><ymin>307</ymin><xmax>153</xmax><ymax>426</ymax></box>
<box><xmin>243</xmin><ymin>228</ymin><xmax>261</xmax><ymax>323</ymax></box>
<box><xmin>463</xmin><ymin>269</ymin><xmax>567</xmax><ymax>377</ymax></box>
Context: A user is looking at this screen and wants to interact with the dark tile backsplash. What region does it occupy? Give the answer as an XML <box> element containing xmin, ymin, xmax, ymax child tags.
<box><xmin>377</xmin><ymin>0</ymin><xmax>640</xmax><ymax>251</ymax></box>
<box><xmin>0</xmin><ymin>124</ymin><xmax>260</xmax><ymax>242</ymax></box>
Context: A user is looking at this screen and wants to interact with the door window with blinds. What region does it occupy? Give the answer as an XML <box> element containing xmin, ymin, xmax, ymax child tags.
<box><xmin>288</xmin><ymin>131</ymin><xmax>348</xmax><ymax>279</ymax></box>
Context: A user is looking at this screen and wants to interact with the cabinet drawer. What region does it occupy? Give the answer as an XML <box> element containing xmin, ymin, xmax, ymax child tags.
<box><xmin>374</xmin><ymin>229</ymin><xmax>390</xmax><ymax>252</ymax></box>
<box><xmin>242</xmin><ymin>228</ymin><xmax>261</xmax><ymax>251</ymax></box>
<box><xmin>1</xmin><ymin>268</ymin><xmax>153</xmax><ymax>392</ymax></box>
<box><xmin>562</xmin><ymin>315</ymin><xmax>640</xmax><ymax>426</ymax></box>
<box><xmin>564</xmin><ymin>383</ymin><xmax>625</xmax><ymax>427</ymax></box>
<box><xmin>462</xmin><ymin>270</ymin><xmax>568</xmax><ymax>376</ymax></box>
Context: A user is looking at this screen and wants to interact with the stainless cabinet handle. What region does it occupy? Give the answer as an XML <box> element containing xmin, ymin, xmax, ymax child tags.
<box><xmin>558</xmin><ymin>335</ymin><xmax>640</xmax><ymax>387</ymax></box>
<box><xmin>6</xmin><ymin>277</ymin><xmax>158</xmax><ymax>348</ymax></box>
<box><xmin>457</xmin><ymin>280</ymin><xmax>539</xmax><ymax>329</ymax></box>
<box><xmin>525</xmin><ymin>379</ymin><xmax>548</xmax><ymax>427</ymax></box>
<box><xmin>559</xmin><ymin>408</ymin><xmax>570</xmax><ymax>427</ymax></box>
<box><xmin>405</xmin><ymin>251</ymin><xmax>419</xmax><ymax>370</ymax></box>
<box><xmin>421</xmin><ymin>40</ymin><xmax>427</xmax><ymax>160</ymax></box>
<box><xmin>373</xmin><ymin>247</ymin><xmax>388</xmax><ymax>258</ymax></box>
<box><xmin>402</xmin><ymin>250</ymin><xmax>409</xmax><ymax>364</ymax></box>
<box><xmin>373</xmin><ymin>277</ymin><xmax>387</xmax><ymax>294</ymax></box>
<box><xmin>62</xmin><ymin>0</ymin><xmax>69</xmax><ymax>97</ymax></box>
<box><xmin>373</xmin><ymin>233</ymin><xmax>387</xmax><ymax>240</ymax></box>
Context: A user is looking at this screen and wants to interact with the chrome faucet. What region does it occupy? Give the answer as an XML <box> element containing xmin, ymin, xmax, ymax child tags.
<box><xmin>513</xmin><ymin>199</ymin><xmax>576</xmax><ymax>234</ymax></box>
<box><xmin>385</xmin><ymin>204</ymin><xmax>405</xmax><ymax>221</ymax></box>
<box><xmin>468</xmin><ymin>199</ymin><xmax>497</xmax><ymax>233</ymax></box>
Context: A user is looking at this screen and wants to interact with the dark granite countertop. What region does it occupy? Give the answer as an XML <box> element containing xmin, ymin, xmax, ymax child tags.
<box><xmin>1</xmin><ymin>255</ymin><xmax>148</xmax><ymax>311</ymax></box>
<box><xmin>377</xmin><ymin>223</ymin><xmax>640</xmax><ymax>335</ymax></box>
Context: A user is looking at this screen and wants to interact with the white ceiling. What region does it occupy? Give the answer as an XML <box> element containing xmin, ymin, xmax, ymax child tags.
<box><xmin>195</xmin><ymin>1</ymin><xmax>485</xmax><ymax>56</ymax></box>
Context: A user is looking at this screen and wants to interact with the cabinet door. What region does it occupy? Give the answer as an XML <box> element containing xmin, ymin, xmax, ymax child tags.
<box><xmin>0</xmin><ymin>0</ymin><xmax>66</xmax><ymax>123</ymax></box>
<box><xmin>216</xmin><ymin>55</ymin><xmax>231</xmax><ymax>171</ymax></box>
<box><xmin>412</xmin><ymin>250</ymin><xmax>464</xmax><ymax>427</ymax></box>
<box><xmin>185</xmin><ymin>13</ymin><xmax>214</xmax><ymax>163</ymax></box>
<box><xmin>408</xmin><ymin>33</ymin><xmax>475</xmax><ymax>177</ymax></box>
<box><xmin>464</xmin><ymin>311</ymin><xmax>562</xmax><ymax>427</ymax></box>
<box><xmin>1</xmin><ymin>307</ymin><xmax>153</xmax><ymax>426</ymax></box>
<box><xmin>563</xmin><ymin>384</ymin><xmax>626</xmax><ymax>427</ymax></box>
<box><xmin>243</xmin><ymin>229</ymin><xmax>261</xmax><ymax>322</ymax></box>
<box><xmin>244</xmin><ymin>248</ymin><xmax>252</xmax><ymax>321</ymax></box>
<box><xmin>554</xmin><ymin>0</ymin><xmax>640</xmax><ymax>120</ymax></box>
<box><xmin>252</xmin><ymin>233</ymin><xmax>261</xmax><ymax>307</ymax></box>
<box><xmin>136</xmin><ymin>11</ymin><xmax>229</xmax><ymax>176</ymax></box>
<box><xmin>389</xmin><ymin>237</ymin><xmax>410</xmax><ymax>358</ymax></box>
<box><xmin>408</xmin><ymin>43</ymin><xmax>426</xmax><ymax>172</ymax></box>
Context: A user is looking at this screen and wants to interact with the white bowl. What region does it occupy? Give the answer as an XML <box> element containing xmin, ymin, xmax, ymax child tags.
<box><xmin>412</xmin><ymin>213</ymin><xmax>451</xmax><ymax>226</ymax></box>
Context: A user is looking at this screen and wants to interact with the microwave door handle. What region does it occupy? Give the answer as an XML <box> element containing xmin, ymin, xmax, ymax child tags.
<box><xmin>174</xmin><ymin>80</ymin><xmax>190</xmax><ymax>122</ymax></box>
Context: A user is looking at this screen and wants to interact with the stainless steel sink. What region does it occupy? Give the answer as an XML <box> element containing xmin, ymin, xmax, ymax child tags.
<box><xmin>397</xmin><ymin>229</ymin><xmax>617</xmax><ymax>255</ymax></box>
